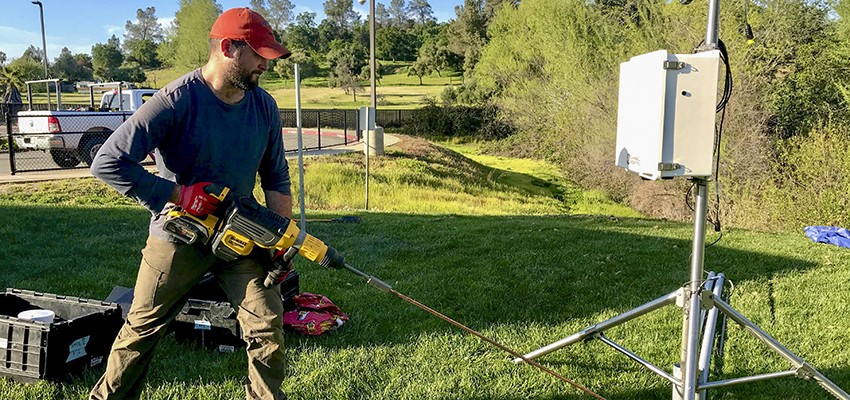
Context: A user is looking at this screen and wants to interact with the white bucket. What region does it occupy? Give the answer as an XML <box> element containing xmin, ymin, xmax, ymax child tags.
<box><xmin>18</xmin><ymin>309</ymin><xmax>56</xmax><ymax>323</ymax></box>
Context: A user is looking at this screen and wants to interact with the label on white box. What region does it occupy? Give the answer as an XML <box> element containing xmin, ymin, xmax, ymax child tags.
<box><xmin>0</xmin><ymin>338</ymin><xmax>7</xmax><ymax>349</ymax></box>
<box><xmin>194</xmin><ymin>320</ymin><xmax>211</xmax><ymax>330</ymax></box>
<box><xmin>67</xmin><ymin>336</ymin><xmax>90</xmax><ymax>362</ymax></box>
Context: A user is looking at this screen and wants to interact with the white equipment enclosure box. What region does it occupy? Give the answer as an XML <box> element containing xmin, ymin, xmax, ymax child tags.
<box><xmin>615</xmin><ymin>50</ymin><xmax>720</xmax><ymax>180</ymax></box>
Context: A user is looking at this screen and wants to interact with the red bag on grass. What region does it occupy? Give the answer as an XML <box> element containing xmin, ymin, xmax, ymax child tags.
<box><xmin>282</xmin><ymin>292</ymin><xmax>348</xmax><ymax>335</ymax></box>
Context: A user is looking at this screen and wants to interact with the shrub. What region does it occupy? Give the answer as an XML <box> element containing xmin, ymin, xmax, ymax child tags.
<box><xmin>400</xmin><ymin>99</ymin><xmax>514</xmax><ymax>140</ymax></box>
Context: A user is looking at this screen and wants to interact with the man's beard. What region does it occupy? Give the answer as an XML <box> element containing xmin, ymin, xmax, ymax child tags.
<box><xmin>225</xmin><ymin>61</ymin><xmax>260</xmax><ymax>91</ymax></box>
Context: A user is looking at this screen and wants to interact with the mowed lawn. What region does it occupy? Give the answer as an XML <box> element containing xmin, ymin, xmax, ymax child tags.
<box><xmin>24</xmin><ymin>62</ymin><xmax>459</xmax><ymax>110</ymax></box>
<box><xmin>0</xmin><ymin>137</ymin><xmax>848</xmax><ymax>399</ymax></box>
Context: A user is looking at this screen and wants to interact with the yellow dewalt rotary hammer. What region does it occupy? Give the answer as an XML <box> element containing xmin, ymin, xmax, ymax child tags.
<box><xmin>162</xmin><ymin>183</ymin><xmax>347</xmax><ymax>287</ymax></box>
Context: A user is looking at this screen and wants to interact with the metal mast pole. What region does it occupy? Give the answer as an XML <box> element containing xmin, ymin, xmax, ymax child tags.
<box><xmin>680</xmin><ymin>1</ymin><xmax>722</xmax><ymax>399</ymax></box>
<box><xmin>295</xmin><ymin>64</ymin><xmax>306</xmax><ymax>229</ymax></box>
<box><xmin>33</xmin><ymin>1</ymin><xmax>50</xmax><ymax>109</ymax></box>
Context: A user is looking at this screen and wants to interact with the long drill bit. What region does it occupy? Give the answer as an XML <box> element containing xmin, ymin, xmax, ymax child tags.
<box><xmin>343</xmin><ymin>264</ymin><xmax>606</xmax><ymax>400</ymax></box>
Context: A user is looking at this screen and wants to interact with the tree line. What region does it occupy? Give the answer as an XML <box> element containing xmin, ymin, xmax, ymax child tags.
<box><xmin>1</xmin><ymin>0</ymin><xmax>513</xmax><ymax>99</ymax></box>
<box><xmin>455</xmin><ymin>0</ymin><xmax>850</xmax><ymax>231</ymax></box>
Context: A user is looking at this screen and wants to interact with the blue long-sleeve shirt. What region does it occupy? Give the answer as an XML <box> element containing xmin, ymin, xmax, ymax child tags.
<box><xmin>91</xmin><ymin>69</ymin><xmax>291</xmax><ymax>241</ymax></box>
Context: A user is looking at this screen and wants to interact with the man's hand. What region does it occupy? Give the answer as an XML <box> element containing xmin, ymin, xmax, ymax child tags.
<box><xmin>264</xmin><ymin>248</ymin><xmax>294</xmax><ymax>288</ymax></box>
<box><xmin>177</xmin><ymin>182</ymin><xmax>220</xmax><ymax>216</ymax></box>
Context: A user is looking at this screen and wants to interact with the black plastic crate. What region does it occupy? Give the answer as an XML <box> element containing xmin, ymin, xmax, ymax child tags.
<box><xmin>171</xmin><ymin>270</ymin><xmax>300</xmax><ymax>353</ymax></box>
<box><xmin>0</xmin><ymin>288</ymin><xmax>123</xmax><ymax>382</ymax></box>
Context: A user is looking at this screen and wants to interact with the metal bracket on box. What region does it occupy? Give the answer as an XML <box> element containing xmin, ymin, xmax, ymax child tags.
<box><xmin>663</xmin><ymin>61</ymin><xmax>686</xmax><ymax>70</ymax></box>
<box><xmin>659</xmin><ymin>162</ymin><xmax>682</xmax><ymax>172</ymax></box>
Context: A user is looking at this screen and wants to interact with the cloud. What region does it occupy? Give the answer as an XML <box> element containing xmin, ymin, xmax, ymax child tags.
<box><xmin>104</xmin><ymin>25</ymin><xmax>124</xmax><ymax>38</ymax></box>
<box><xmin>0</xmin><ymin>25</ymin><xmax>42</xmax><ymax>59</ymax></box>
<box><xmin>158</xmin><ymin>17</ymin><xmax>175</xmax><ymax>29</ymax></box>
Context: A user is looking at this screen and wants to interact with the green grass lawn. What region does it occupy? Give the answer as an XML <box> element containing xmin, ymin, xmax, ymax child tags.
<box><xmin>24</xmin><ymin>64</ymin><xmax>459</xmax><ymax>110</ymax></box>
<box><xmin>0</xmin><ymin>138</ymin><xmax>847</xmax><ymax>399</ymax></box>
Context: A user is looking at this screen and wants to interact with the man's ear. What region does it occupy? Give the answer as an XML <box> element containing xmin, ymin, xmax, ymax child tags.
<box><xmin>219</xmin><ymin>38</ymin><xmax>234</xmax><ymax>58</ymax></box>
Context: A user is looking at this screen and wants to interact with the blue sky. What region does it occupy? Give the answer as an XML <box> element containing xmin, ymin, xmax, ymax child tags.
<box><xmin>0</xmin><ymin>0</ymin><xmax>460</xmax><ymax>63</ymax></box>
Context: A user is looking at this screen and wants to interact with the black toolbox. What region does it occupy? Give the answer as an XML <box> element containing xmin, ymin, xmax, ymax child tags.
<box><xmin>171</xmin><ymin>270</ymin><xmax>300</xmax><ymax>352</ymax></box>
<box><xmin>0</xmin><ymin>288</ymin><xmax>123</xmax><ymax>382</ymax></box>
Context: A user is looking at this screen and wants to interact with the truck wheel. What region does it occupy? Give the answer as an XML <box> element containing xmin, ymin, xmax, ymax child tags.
<box><xmin>50</xmin><ymin>150</ymin><xmax>81</xmax><ymax>168</ymax></box>
<box><xmin>81</xmin><ymin>136</ymin><xmax>108</xmax><ymax>166</ymax></box>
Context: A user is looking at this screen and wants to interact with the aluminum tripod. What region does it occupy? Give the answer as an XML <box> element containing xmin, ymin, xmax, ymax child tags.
<box><xmin>514</xmin><ymin>179</ymin><xmax>849</xmax><ymax>399</ymax></box>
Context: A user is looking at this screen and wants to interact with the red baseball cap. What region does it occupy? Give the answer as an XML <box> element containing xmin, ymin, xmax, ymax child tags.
<box><xmin>210</xmin><ymin>8</ymin><xmax>291</xmax><ymax>59</ymax></box>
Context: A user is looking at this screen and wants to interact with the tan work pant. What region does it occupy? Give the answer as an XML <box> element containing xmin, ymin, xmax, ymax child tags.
<box><xmin>90</xmin><ymin>236</ymin><xmax>286</xmax><ymax>400</ymax></box>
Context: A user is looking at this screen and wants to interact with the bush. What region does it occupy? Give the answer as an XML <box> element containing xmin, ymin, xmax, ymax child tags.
<box><xmin>400</xmin><ymin>98</ymin><xmax>514</xmax><ymax>140</ymax></box>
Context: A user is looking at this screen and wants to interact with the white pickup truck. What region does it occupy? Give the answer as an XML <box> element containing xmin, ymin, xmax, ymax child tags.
<box><xmin>13</xmin><ymin>80</ymin><xmax>157</xmax><ymax>168</ymax></box>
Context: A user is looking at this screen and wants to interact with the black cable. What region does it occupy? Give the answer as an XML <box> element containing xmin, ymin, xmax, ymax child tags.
<box><xmin>705</xmin><ymin>39</ymin><xmax>732</xmax><ymax>248</ymax></box>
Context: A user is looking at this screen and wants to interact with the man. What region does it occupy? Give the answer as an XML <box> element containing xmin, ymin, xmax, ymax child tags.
<box><xmin>89</xmin><ymin>8</ymin><xmax>292</xmax><ymax>400</ymax></box>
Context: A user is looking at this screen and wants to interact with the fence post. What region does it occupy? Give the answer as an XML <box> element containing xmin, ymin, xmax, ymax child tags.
<box><xmin>6</xmin><ymin>108</ymin><xmax>16</xmax><ymax>175</ymax></box>
<box><xmin>317</xmin><ymin>111</ymin><xmax>321</xmax><ymax>149</ymax></box>
<box><xmin>343</xmin><ymin>110</ymin><xmax>348</xmax><ymax>145</ymax></box>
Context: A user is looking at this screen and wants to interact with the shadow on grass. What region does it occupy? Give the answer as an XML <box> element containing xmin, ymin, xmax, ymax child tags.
<box><xmin>1</xmin><ymin>206</ymin><xmax>846</xmax><ymax>399</ymax></box>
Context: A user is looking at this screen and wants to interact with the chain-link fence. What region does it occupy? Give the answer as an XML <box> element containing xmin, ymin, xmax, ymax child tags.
<box><xmin>3</xmin><ymin>105</ymin><xmax>427</xmax><ymax>175</ymax></box>
<box><xmin>5</xmin><ymin>110</ymin><xmax>143</xmax><ymax>173</ymax></box>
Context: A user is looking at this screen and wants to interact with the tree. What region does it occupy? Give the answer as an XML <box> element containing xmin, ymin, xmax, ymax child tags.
<box><xmin>417</xmin><ymin>36</ymin><xmax>455</xmax><ymax>77</ymax></box>
<box><xmin>285</xmin><ymin>12</ymin><xmax>320</xmax><ymax>55</ymax></box>
<box><xmin>407</xmin><ymin>58</ymin><xmax>431</xmax><ymax>85</ymax></box>
<box><xmin>274</xmin><ymin>49</ymin><xmax>319</xmax><ymax>80</ymax></box>
<box><xmin>326</xmin><ymin>40</ymin><xmax>367</xmax><ymax>74</ymax></box>
<box><xmin>2</xmin><ymin>57</ymin><xmax>45</xmax><ymax>90</ymax></box>
<box><xmin>359</xmin><ymin>59</ymin><xmax>384</xmax><ymax>84</ymax></box>
<box><xmin>92</xmin><ymin>35</ymin><xmax>124</xmax><ymax>81</ymax></box>
<box><xmin>74</xmin><ymin>53</ymin><xmax>93</xmax><ymax>70</ymax></box>
<box><xmin>124</xmin><ymin>7</ymin><xmax>164</xmax><ymax>70</ymax></box>
<box><xmin>376</xmin><ymin>26</ymin><xmax>417</xmax><ymax>61</ymax></box>
<box><xmin>173</xmin><ymin>0</ymin><xmax>222</xmax><ymax>70</ymax></box>
<box><xmin>120</xmin><ymin>61</ymin><xmax>147</xmax><ymax>84</ymax></box>
<box><xmin>22</xmin><ymin>46</ymin><xmax>44</xmax><ymax>63</ymax></box>
<box><xmin>51</xmin><ymin>47</ymin><xmax>92</xmax><ymax>81</ymax></box>
<box><xmin>483</xmin><ymin>0</ymin><xmax>517</xmax><ymax>21</ymax></box>
<box><xmin>375</xmin><ymin>2</ymin><xmax>391</xmax><ymax>27</ymax></box>
<box><xmin>409</xmin><ymin>0</ymin><xmax>435</xmax><ymax>24</ymax></box>
<box><xmin>329</xmin><ymin>63</ymin><xmax>363</xmax><ymax>101</ymax></box>
<box><xmin>326</xmin><ymin>40</ymin><xmax>367</xmax><ymax>100</ymax></box>
<box><xmin>127</xmin><ymin>39</ymin><xmax>161</xmax><ymax>69</ymax></box>
<box><xmin>250</xmin><ymin>0</ymin><xmax>295</xmax><ymax>32</ymax></box>
<box><xmin>388</xmin><ymin>0</ymin><xmax>408</xmax><ymax>27</ymax></box>
<box><xmin>323</xmin><ymin>0</ymin><xmax>359</xmax><ymax>30</ymax></box>
<box><xmin>447</xmin><ymin>0</ymin><xmax>488</xmax><ymax>77</ymax></box>
<box><xmin>156</xmin><ymin>22</ymin><xmax>179</xmax><ymax>67</ymax></box>
<box><xmin>124</xmin><ymin>7</ymin><xmax>165</xmax><ymax>47</ymax></box>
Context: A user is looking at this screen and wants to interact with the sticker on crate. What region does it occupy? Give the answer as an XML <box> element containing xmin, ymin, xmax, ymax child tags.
<box><xmin>218</xmin><ymin>345</ymin><xmax>236</xmax><ymax>353</ymax></box>
<box><xmin>67</xmin><ymin>336</ymin><xmax>90</xmax><ymax>363</ymax></box>
<box><xmin>194</xmin><ymin>320</ymin><xmax>212</xmax><ymax>330</ymax></box>
<box><xmin>0</xmin><ymin>338</ymin><xmax>7</xmax><ymax>349</ymax></box>
<box><xmin>91</xmin><ymin>356</ymin><xmax>103</xmax><ymax>367</ymax></box>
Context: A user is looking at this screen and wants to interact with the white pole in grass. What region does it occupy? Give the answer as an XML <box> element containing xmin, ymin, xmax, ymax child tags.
<box><xmin>295</xmin><ymin>63</ymin><xmax>306</xmax><ymax>229</ymax></box>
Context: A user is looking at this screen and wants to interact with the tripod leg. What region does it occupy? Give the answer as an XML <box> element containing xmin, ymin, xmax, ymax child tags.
<box><xmin>514</xmin><ymin>291</ymin><xmax>679</xmax><ymax>363</ymax></box>
<box><xmin>697</xmin><ymin>273</ymin><xmax>726</xmax><ymax>399</ymax></box>
<box><xmin>713</xmin><ymin>297</ymin><xmax>850</xmax><ymax>400</ymax></box>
